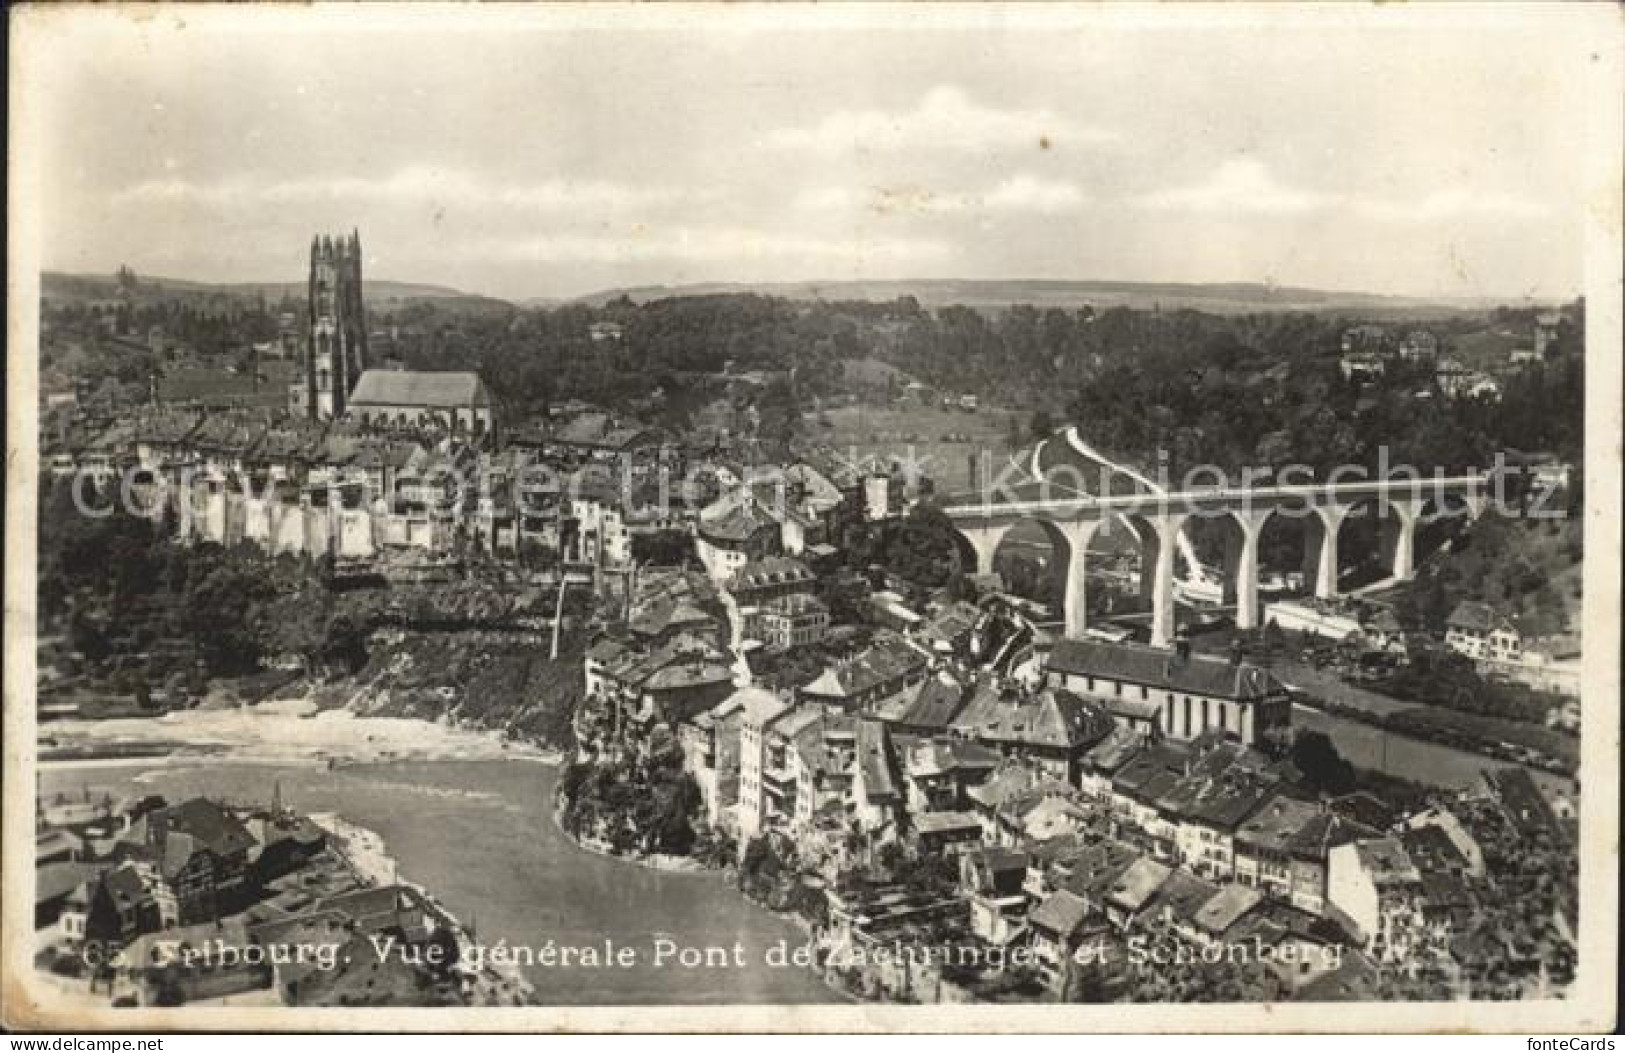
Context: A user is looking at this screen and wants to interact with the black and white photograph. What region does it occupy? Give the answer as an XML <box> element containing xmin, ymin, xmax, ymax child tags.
<box><xmin>4</xmin><ymin>2</ymin><xmax>1619</xmax><ymax>1034</ymax></box>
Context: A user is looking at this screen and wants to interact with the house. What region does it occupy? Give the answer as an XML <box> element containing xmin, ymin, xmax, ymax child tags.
<box><xmin>634</xmin><ymin>650</ymin><xmax>736</xmax><ymax>725</ymax></box>
<box><xmin>139</xmin><ymin>798</ymin><xmax>258</xmax><ymax>923</ymax></box>
<box><xmin>1361</xmin><ymin>607</ymin><xmax>1410</xmax><ymax>655</ymax></box>
<box><xmin>120</xmin><ymin>918</ymin><xmax>268</xmax><ymax>1003</ymax></box>
<box><xmin>695</xmin><ymin>499</ymin><xmax>781</xmax><ymax>581</ymax></box>
<box><xmin>851</xmin><ymin>719</ymin><xmax>904</xmax><ymax>840</ymax></box>
<box><xmin>964</xmin><ymin>764</ymin><xmax>1041</xmax><ymax>842</ymax></box>
<box><xmin>1065</xmin><ymin>841</ymin><xmax>1146</xmax><ymax>917</ymax></box>
<box><xmin>36</xmin><ymin>861</ymin><xmax>99</xmax><ymax>929</ymax></box>
<box><xmin>1401</xmin><ymin>805</ymin><xmax>1486</xmax><ymax>878</ymax></box>
<box><xmin>1326</xmin><ymin>836</ymin><xmax>1426</xmax><ymax>964</ymax></box>
<box><xmin>83</xmin><ymin>861</ymin><xmax>178</xmax><ymax>956</ymax></box>
<box><xmin>949</xmin><ymin>686</ymin><xmax>1115</xmax><ymax>784</ymax></box>
<box><xmin>37</xmin><ymin>828</ymin><xmax>87</xmax><ymax>866</ymax></box>
<box><xmin>787</xmin><ymin>709</ymin><xmax>857</xmax><ymax>841</ymax></box>
<box><xmin>584</xmin><ymin>637</ymin><xmax>633</xmax><ymax>696</ymax></box>
<box><xmin>1012</xmin><ymin>795</ymin><xmax>1093</xmax><ymax>844</ymax></box>
<box><xmin>873</xmin><ymin>670</ymin><xmax>971</xmax><ymax>737</ymax></box>
<box><xmin>679</xmin><ymin>692</ymin><xmax>749</xmax><ymax>831</ymax></box>
<box><xmin>1482</xmin><ymin>766</ymin><xmax>1563</xmax><ymax>843</ymax></box>
<box><xmin>1281</xmin><ymin>809</ymin><xmax>1370</xmax><ymax>916</ymax></box>
<box><xmin>1341</xmin><ymin>325</ymin><xmax>1389</xmax><ymax>354</ymax></box>
<box><xmin>1078</xmin><ymin>725</ymin><xmax>1145</xmax><ymax>801</ymax></box>
<box><xmin>1397</xmin><ymin>330</ymin><xmax>1438</xmax><ymax>361</ymax></box>
<box><xmin>565</xmin><ymin>476</ymin><xmax>632</xmax><ymax>568</ymax></box>
<box><xmin>587</xmin><ymin>321</ymin><xmax>624</xmax><ymax>343</ymax></box>
<box><xmin>346</xmin><ymin>369</ymin><xmax>494</xmax><ymax>436</ymax></box>
<box><xmin>1233</xmin><ymin>796</ymin><xmax>1322</xmax><ymax>899</ymax></box>
<box><xmin>597</xmin><ymin>633</ymin><xmax>736</xmax><ymax>724</ymax></box>
<box><xmin>57</xmin><ymin>879</ymin><xmax>94</xmax><ymax>947</ymax></box>
<box><xmin>1297</xmin><ymin>948</ymin><xmax>1382</xmax><ymax>1001</ymax></box>
<box><xmin>1147</xmin><ymin>868</ymin><xmax>1222</xmax><ymax>944</ymax></box>
<box><xmin>1445</xmin><ymin>601</ymin><xmax>1522</xmax><ymax>662</ymax></box>
<box><xmin>1027</xmin><ymin>890</ymin><xmax>1104</xmax><ymax>987</ymax></box>
<box><xmin>918</xmin><ymin>601</ymin><xmax>982</xmax><ymax>657</ymax></box>
<box><xmin>1102</xmin><ymin>856</ymin><xmax>1172</xmax><ymax>930</ymax></box>
<box><xmin>1046</xmin><ymin>638</ymin><xmax>1291</xmax><ymax>746</ymax></box>
<box><xmin>911</xmin><ymin>811</ymin><xmax>984</xmax><ymax>854</ymax></box>
<box><xmin>629</xmin><ymin>568</ymin><xmax>727</xmax><ymax>646</ymax></box>
<box><xmin>1191</xmin><ymin>884</ymin><xmax>1265</xmax><ymax>946</ymax></box>
<box><xmin>1109</xmin><ymin>741</ymin><xmax>1195</xmax><ymax>853</ymax></box>
<box><xmin>156</xmin><ymin>366</ymin><xmax>288</xmax><ymax>412</ymax></box>
<box><xmin>743</xmin><ymin>593</ymin><xmax>829</xmax><ymax>653</ymax></box>
<box><xmin>961</xmin><ymin>846</ymin><xmax>1031</xmax><ymax>945</ymax></box>
<box><xmin>1339</xmin><ymin>352</ymin><xmax>1386</xmax><ymax>383</ymax></box>
<box><xmin>1156</xmin><ymin>742</ymin><xmax>1280</xmax><ymax>880</ymax></box>
<box><xmin>728</xmin><ymin>556</ymin><xmax>817</xmax><ymax>606</ymax></box>
<box><xmin>736</xmin><ymin>689</ymin><xmax>793</xmax><ymax>842</ymax></box>
<box><xmin>898</xmin><ymin>735</ymin><xmax>999</xmax><ymax>813</ymax></box>
<box><xmin>248</xmin><ymin>816</ymin><xmax>328</xmax><ymax>884</ymax></box>
<box><xmin>1435</xmin><ymin>359</ymin><xmax>1501</xmax><ymax>401</ymax></box>
<box><xmin>799</xmin><ymin>634</ymin><xmax>932</xmax><ymax>710</ymax></box>
<box><xmin>543</xmin><ymin>411</ymin><xmax>663</xmax><ymax>460</ymax></box>
<box><xmin>1533</xmin><ymin>311</ymin><xmax>1563</xmax><ymax>356</ymax></box>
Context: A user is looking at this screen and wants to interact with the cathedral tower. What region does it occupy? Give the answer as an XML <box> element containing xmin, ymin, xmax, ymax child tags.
<box><xmin>305</xmin><ymin>230</ymin><xmax>368</xmax><ymax>420</ymax></box>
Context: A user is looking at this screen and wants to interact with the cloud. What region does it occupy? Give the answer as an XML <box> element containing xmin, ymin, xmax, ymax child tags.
<box><xmin>793</xmin><ymin>174</ymin><xmax>1086</xmax><ymax>216</ymax></box>
<box><xmin>764</xmin><ymin>86</ymin><xmax>1117</xmax><ymax>156</ymax></box>
<box><xmin>1135</xmin><ymin>159</ymin><xmax>1327</xmax><ymax>216</ymax></box>
<box><xmin>1353</xmin><ymin>188</ymin><xmax>1548</xmax><ymax>222</ymax></box>
<box><xmin>983</xmin><ymin>174</ymin><xmax>1087</xmax><ymax>213</ymax></box>
<box><xmin>111</xmin><ymin>166</ymin><xmax>692</xmax><ymax>214</ymax></box>
<box><xmin>470</xmin><ymin>225</ymin><xmax>952</xmax><ymax>268</ymax></box>
<box><xmin>1137</xmin><ymin>158</ymin><xmax>1549</xmax><ymax>222</ymax></box>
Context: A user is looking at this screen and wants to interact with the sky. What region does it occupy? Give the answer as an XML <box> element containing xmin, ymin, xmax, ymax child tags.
<box><xmin>24</xmin><ymin>5</ymin><xmax>1603</xmax><ymax>302</ymax></box>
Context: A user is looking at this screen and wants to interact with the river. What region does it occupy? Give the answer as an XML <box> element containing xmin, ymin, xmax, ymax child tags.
<box><xmin>1291</xmin><ymin>704</ymin><xmax>1578</xmax><ymax>798</ymax></box>
<box><xmin>39</xmin><ymin>758</ymin><xmax>835</xmax><ymax>1005</ymax></box>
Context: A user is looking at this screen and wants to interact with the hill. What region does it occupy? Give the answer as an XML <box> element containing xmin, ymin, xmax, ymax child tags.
<box><xmin>573</xmin><ymin>278</ymin><xmax>1516</xmax><ymax>316</ymax></box>
<box><xmin>40</xmin><ymin>271</ymin><xmax>510</xmax><ymax>313</ymax></box>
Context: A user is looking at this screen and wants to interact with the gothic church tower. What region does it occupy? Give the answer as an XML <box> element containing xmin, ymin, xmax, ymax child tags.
<box><xmin>305</xmin><ymin>231</ymin><xmax>368</xmax><ymax>420</ymax></box>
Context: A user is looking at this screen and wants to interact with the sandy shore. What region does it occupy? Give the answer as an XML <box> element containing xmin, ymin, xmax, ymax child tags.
<box><xmin>38</xmin><ymin>698</ymin><xmax>561</xmax><ymax>771</ymax></box>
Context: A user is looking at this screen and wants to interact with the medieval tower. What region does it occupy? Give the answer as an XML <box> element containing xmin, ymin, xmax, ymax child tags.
<box><xmin>303</xmin><ymin>231</ymin><xmax>368</xmax><ymax>420</ymax></box>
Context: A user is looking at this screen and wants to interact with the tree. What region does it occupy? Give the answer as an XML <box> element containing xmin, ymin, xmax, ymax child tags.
<box><xmin>630</xmin><ymin>530</ymin><xmax>691</xmax><ymax>567</ymax></box>
<box><xmin>1291</xmin><ymin>730</ymin><xmax>1358</xmax><ymax>795</ymax></box>
<box><xmin>518</xmin><ymin>537</ymin><xmax>559</xmax><ymax>572</ymax></box>
<box><xmin>321</xmin><ymin>614</ymin><xmax>372</xmax><ymax>675</ymax></box>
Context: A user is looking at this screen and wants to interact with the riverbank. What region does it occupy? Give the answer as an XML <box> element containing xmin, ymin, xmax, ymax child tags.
<box><xmin>38</xmin><ymin>699</ymin><xmax>562</xmax><ymax>771</ymax></box>
<box><xmin>549</xmin><ymin>775</ymin><xmax>708</xmax><ymax>874</ymax></box>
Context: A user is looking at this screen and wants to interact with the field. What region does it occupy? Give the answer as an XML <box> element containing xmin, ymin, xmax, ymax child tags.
<box><xmin>806</xmin><ymin>401</ymin><xmax>1027</xmax><ymax>492</ymax></box>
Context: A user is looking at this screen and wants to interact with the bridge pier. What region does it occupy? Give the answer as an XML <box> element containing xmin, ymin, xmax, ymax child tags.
<box><xmin>1057</xmin><ymin>521</ymin><xmax>1098</xmax><ymax>640</ymax></box>
<box><xmin>957</xmin><ymin>522</ymin><xmax>1011</xmax><ymax>579</ymax></box>
<box><xmin>1378</xmin><ymin>499</ymin><xmax>1422</xmax><ymax>582</ymax></box>
<box><xmin>1223</xmin><ymin>511</ymin><xmax>1271</xmax><ymax>630</ymax></box>
<box><xmin>1303</xmin><ymin>504</ymin><xmax>1347</xmax><ymax>599</ymax></box>
<box><xmin>1148</xmin><ymin>512</ymin><xmax>1188</xmax><ymax>648</ymax></box>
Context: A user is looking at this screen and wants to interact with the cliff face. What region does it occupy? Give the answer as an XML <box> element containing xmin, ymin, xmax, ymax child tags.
<box><xmin>325</xmin><ymin>629</ymin><xmax>586</xmax><ymax>750</ymax></box>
